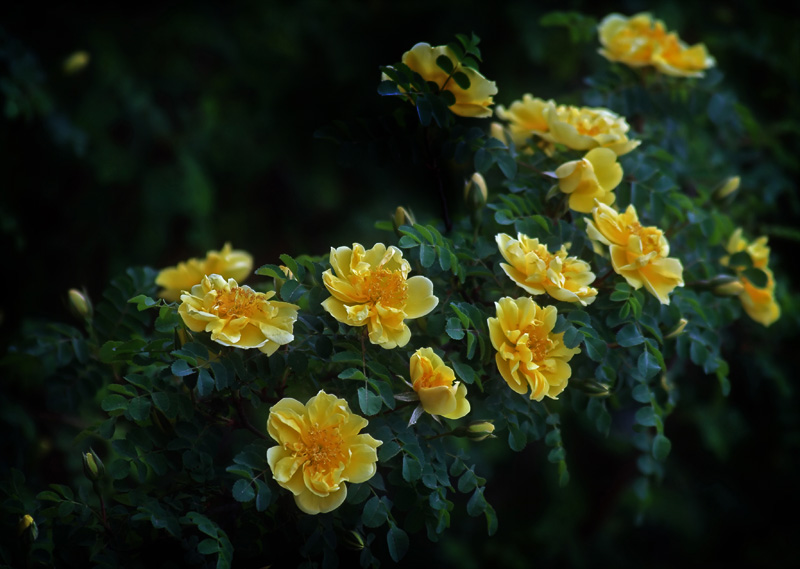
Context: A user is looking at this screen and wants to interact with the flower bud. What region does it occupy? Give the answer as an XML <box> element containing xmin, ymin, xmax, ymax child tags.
<box><xmin>82</xmin><ymin>449</ymin><xmax>105</xmax><ymax>482</ymax></box>
<box><xmin>454</xmin><ymin>420</ymin><xmax>495</xmax><ymax>441</ymax></box>
<box><xmin>664</xmin><ymin>318</ymin><xmax>689</xmax><ymax>339</ymax></box>
<box><xmin>713</xmin><ymin>176</ymin><xmax>740</xmax><ymax>200</ymax></box>
<box><xmin>490</xmin><ymin>122</ymin><xmax>508</xmax><ymax>147</ymax></box>
<box><xmin>68</xmin><ymin>289</ymin><xmax>92</xmax><ymax>320</ymax></box>
<box><xmin>713</xmin><ymin>279</ymin><xmax>745</xmax><ymax>297</ymax></box>
<box><xmin>392</xmin><ymin>206</ymin><xmax>416</xmax><ymax>237</ymax></box>
<box><xmin>63</xmin><ymin>50</ymin><xmax>90</xmax><ymax>74</ymax></box>
<box><xmin>464</xmin><ymin>172</ymin><xmax>488</xmax><ymax>210</ymax></box>
<box><xmin>573</xmin><ymin>378</ymin><xmax>611</xmax><ymax>397</ymax></box>
<box><xmin>342</xmin><ymin>529</ymin><xmax>366</xmax><ymax>550</ymax></box>
<box><xmin>18</xmin><ymin>515</ymin><xmax>38</xmax><ymax>542</ymax></box>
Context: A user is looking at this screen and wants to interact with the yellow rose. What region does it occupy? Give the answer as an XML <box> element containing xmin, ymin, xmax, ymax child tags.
<box><xmin>722</xmin><ymin>229</ymin><xmax>780</xmax><ymax>327</ymax></box>
<box><xmin>409</xmin><ymin>348</ymin><xmax>470</xmax><ymax>419</ymax></box>
<box><xmin>389</xmin><ymin>42</ymin><xmax>498</xmax><ymax>118</ymax></box>
<box><xmin>156</xmin><ymin>243</ymin><xmax>253</xmax><ymax>302</ymax></box>
<box><xmin>495</xmin><ymin>94</ymin><xmax>553</xmax><ymax>150</ymax></box>
<box><xmin>266</xmin><ymin>390</ymin><xmax>382</xmax><ymax>515</ymax></box>
<box><xmin>542</xmin><ymin>103</ymin><xmax>640</xmax><ymax>156</ymax></box>
<box><xmin>487</xmin><ymin>297</ymin><xmax>580</xmax><ymax>401</ymax></box>
<box><xmin>598</xmin><ymin>13</ymin><xmax>715</xmax><ymax>78</ymax></box>
<box><xmin>321</xmin><ymin>243</ymin><xmax>438</xmax><ymax>349</ymax></box>
<box><xmin>496</xmin><ymin>233</ymin><xmax>598</xmax><ymax>306</ymax></box>
<box><xmin>586</xmin><ymin>202</ymin><xmax>684</xmax><ymax>304</ymax></box>
<box><xmin>555</xmin><ymin>147</ymin><xmax>623</xmax><ymax>213</ymax></box>
<box><xmin>178</xmin><ymin>274</ymin><xmax>298</xmax><ymax>355</ymax></box>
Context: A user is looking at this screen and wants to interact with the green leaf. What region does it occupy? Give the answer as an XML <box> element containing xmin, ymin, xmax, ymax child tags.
<box><xmin>358</xmin><ymin>387</ymin><xmax>382</xmax><ymax>416</ymax></box>
<box><xmin>232</xmin><ymin>479</ymin><xmax>255</xmax><ymax>502</ymax></box>
<box><xmin>466</xmin><ymin>487</ymin><xmax>486</xmax><ymax>517</ymax></box>
<box><xmin>652</xmin><ymin>434</ymin><xmax>672</xmax><ymax>460</ymax></box>
<box><xmin>128</xmin><ymin>396</ymin><xmax>152</xmax><ymax>422</ymax></box>
<box><xmin>548</xmin><ymin>447</ymin><xmax>566</xmax><ymax>463</ymax></box>
<box><xmin>583</xmin><ymin>337</ymin><xmax>607</xmax><ymax>361</ymax></box>
<box><xmin>416</xmin><ymin>94</ymin><xmax>433</xmax><ymax>126</ymax></box>
<box><xmin>377</xmin><ymin>80</ymin><xmax>403</xmax><ymax>96</ymax></box>
<box><xmin>362</xmin><ymin>496</ymin><xmax>388</xmax><ymax>528</ymax></box>
<box><xmin>198</xmin><ymin>538</ymin><xmax>221</xmax><ymax>555</ymax></box>
<box><xmin>474</xmin><ymin>147</ymin><xmax>492</xmax><ymax>173</ymax></box>
<box><xmin>386</xmin><ymin>524</ymin><xmax>409</xmax><ymax>563</ymax></box>
<box><xmin>402</xmin><ymin>455</ymin><xmax>422</xmax><ymax>483</ymax></box>
<box><xmin>452</xmin><ymin>360</ymin><xmax>477</xmax><ymax>384</ymax></box>
<box><xmin>436</xmin><ymin>55</ymin><xmax>454</xmax><ymax>74</ymax></box>
<box><xmin>445</xmin><ymin>318</ymin><xmax>465</xmax><ymax>340</ymax></box>
<box><xmin>102</xmin><ymin>394</ymin><xmax>128</xmax><ymax>412</ymax></box>
<box><xmin>419</xmin><ymin>243</ymin><xmax>435</xmax><ymax>268</ymax></box>
<box><xmin>637</xmin><ymin>350</ymin><xmax>661</xmax><ymax>380</ymax></box>
<box><xmin>742</xmin><ymin>267</ymin><xmax>769</xmax><ymax>288</ymax></box>
<box><xmin>634</xmin><ymin>406</ymin><xmax>658</xmax><ymax>427</ymax></box>
<box><xmin>171</xmin><ymin>359</ymin><xmax>194</xmax><ymax>377</ymax></box>
<box><xmin>451</xmin><ymin>71</ymin><xmax>470</xmax><ymax>90</ymax></box>
<box><xmin>616</xmin><ymin>324</ymin><xmax>644</xmax><ymax>347</ymax></box>
<box><xmin>726</xmin><ymin>250</ymin><xmax>752</xmax><ymax>268</ymax></box>
<box><xmin>197</xmin><ymin>367</ymin><xmax>214</xmax><ymax>397</ymax></box>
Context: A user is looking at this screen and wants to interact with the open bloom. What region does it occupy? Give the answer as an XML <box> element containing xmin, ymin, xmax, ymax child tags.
<box><xmin>495</xmin><ymin>94</ymin><xmax>553</xmax><ymax>150</ymax></box>
<box><xmin>598</xmin><ymin>13</ymin><xmax>715</xmax><ymax>77</ymax></box>
<box><xmin>542</xmin><ymin>103</ymin><xmax>640</xmax><ymax>156</ymax></box>
<box><xmin>496</xmin><ymin>233</ymin><xmax>597</xmax><ymax>305</ymax></box>
<box><xmin>410</xmin><ymin>348</ymin><xmax>470</xmax><ymax>419</ymax></box>
<box><xmin>266</xmin><ymin>391</ymin><xmax>381</xmax><ymax>515</ymax></box>
<box><xmin>156</xmin><ymin>243</ymin><xmax>253</xmax><ymax>302</ymax></box>
<box><xmin>178</xmin><ymin>274</ymin><xmax>298</xmax><ymax>355</ymax></box>
<box><xmin>387</xmin><ymin>42</ymin><xmax>498</xmax><ymax>118</ymax></box>
<box><xmin>322</xmin><ymin>243</ymin><xmax>438</xmax><ymax>349</ymax></box>
<box><xmin>586</xmin><ymin>202</ymin><xmax>683</xmax><ymax>304</ymax></box>
<box><xmin>555</xmin><ymin>147</ymin><xmax>623</xmax><ymax>212</ymax></box>
<box><xmin>722</xmin><ymin>228</ymin><xmax>780</xmax><ymax>326</ymax></box>
<box><xmin>488</xmin><ymin>297</ymin><xmax>580</xmax><ymax>401</ymax></box>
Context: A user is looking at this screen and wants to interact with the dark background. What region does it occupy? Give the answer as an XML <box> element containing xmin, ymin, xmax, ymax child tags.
<box><xmin>2</xmin><ymin>1</ymin><xmax>799</xmax><ymax>566</ymax></box>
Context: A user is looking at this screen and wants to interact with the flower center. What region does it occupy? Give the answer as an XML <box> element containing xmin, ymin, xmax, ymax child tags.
<box><xmin>364</xmin><ymin>268</ymin><xmax>408</xmax><ymax>307</ymax></box>
<box><xmin>214</xmin><ymin>287</ymin><xmax>260</xmax><ymax>318</ymax></box>
<box><xmin>295</xmin><ymin>423</ymin><xmax>345</xmax><ymax>472</ymax></box>
<box><xmin>523</xmin><ymin>327</ymin><xmax>552</xmax><ymax>362</ymax></box>
<box><xmin>629</xmin><ymin>222</ymin><xmax>663</xmax><ymax>256</ymax></box>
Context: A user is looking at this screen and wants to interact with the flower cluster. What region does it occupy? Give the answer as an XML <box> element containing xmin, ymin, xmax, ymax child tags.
<box><xmin>496</xmin><ymin>233</ymin><xmax>598</xmax><ymax>306</ymax></box>
<box><xmin>266</xmin><ymin>390</ymin><xmax>382</xmax><ymax>515</ymax></box>
<box><xmin>156</xmin><ymin>243</ymin><xmax>253</xmax><ymax>302</ymax></box>
<box><xmin>721</xmin><ymin>228</ymin><xmax>781</xmax><ymax>326</ymax></box>
<box><xmin>598</xmin><ymin>13</ymin><xmax>716</xmax><ymax>77</ymax></box>
<box><xmin>487</xmin><ymin>297</ymin><xmax>580</xmax><ymax>401</ymax></box>
<box><xmin>321</xmin><ymin>243</ymin><xmax>438</xmax><ymax>349</ymax></box>
<box><xmin>586</xmin><ymin>202</ymin><xmax>684</xmax><ymax>304</ymax></box>
<box><xmin>496</xmin><ymin>96</ymin><xmax>640</xmax><ymax>156</ymax></box>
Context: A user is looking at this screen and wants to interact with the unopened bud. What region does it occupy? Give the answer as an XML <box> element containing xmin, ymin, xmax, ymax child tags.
<box><xmin>464</xmin><ymin>172</ymin><xmax>488</xmax><ymax>210</ymax></box>
<box><xmin>63</xmin><ymin>51</ymin><xmax>90</xmax><ymax>75</ymax></box>
<box><xmin>713</xmin><ymin>176</ymin><xmax>740</xmax><ymax>200</ymax></box>
<box><xmin>18</xmin><ymin>515</ymin><xmax>38</xmax><ymax>542</ymax></box>
<box><xmin>454</xmin><ymin>420</ymin><xmax>495</xmax><ymax>441</ymax></box>
<box><xmin>82</xmin><ymin>449</ymin><xmax>105</xmax><ymax>482</ymax></box>
<box><xmin>489</xmin><ymin>122</ymin><xmax>508</xmax><ymax>147</ymax></box>
<box><xmin>68</xmin><ymin>289</ymin><xmax>92</xmax><ymax>319</ymax></box>
<box><xmin>343</xmin><ymin>529</ymin><xmax>366</xmax><ymax>550</ymax></box>
<box><xmin>573</xmin><ymin>378</ymin><xmax>611</xmax><ymax>397</ymax></box>
<box><xmin>713</xmin><ymin>279</ymin><xmax>745</xmax><ymax>297</ymax></box>
<box><xmin>664</xmin><ymin>318</ymin><xmax>689</xmax><ymax>339</ymax></box>
<box><xmin>392</xmin><ymin>206</ymin><xmax>416</xmax><ymax>237</ymax></box>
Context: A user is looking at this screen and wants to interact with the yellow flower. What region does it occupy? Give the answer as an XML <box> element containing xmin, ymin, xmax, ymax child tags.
<box><xmin>555</xmin><ymin>147</ymin><xmax>623</xmax><ymax>212</ymax></box>
<box><xmin>598</xmin><ymin>13</ymin><xmax>715</xmax><ymax>78</ymax></box>
<box><xmin>156</xmin><ymin>243</ymin><xmax>253</xmax><ymax>302</ymax></box>
<box><xmin>178</xmin><ymin>274</ymin><xmax>298</xmax><ymax>355</ymax></box>
<box><xmin>487</xmin><ymin>297</ymin><xmax>580</xmax><ymax>401</ymax></box>
<box><xmin>496</xmin><ymin>233</ymin><xmax>598</xmax><ymax>306</ymax></box>
<box><xmin>495</xmin><ymin>94</ymin><xmax>553</xmax><ymax>150</ymax></box>
<box><xmin>586</xmin><ymin>202</ymin><xmax>684</xmax><ymax>304</ymax></box>
<box><xmin>321</xmin><ymin>243</ymin><xmax>438</xmax><ymax>349</ymax></box>
<box><xmin>410</xmin><ymin>348</ymin><xmax>470</xmax><ymax>419</ymax></box>
<box><xmin>542</xmin><ymin>102</ymin><xmax>640</xmax><ymax>156</ymax></box>
<box><xmin>266</xmin><ymin>390</ymin><xmax>382</xmax><ymax>515</ymax></box>
<box><xmin>722</xmin><ymin>229</ymin><xmax>780</xmax><ymax>326</ymax></box>
<box><xmin>390</xmin><ymin>42</ymin><xmax>498</xmax><ymax>118</ymax></box>
<box><xmin>723</xmin><ymin>228</ymin><xmax>770</xmax><ymax>269</ymax></box>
